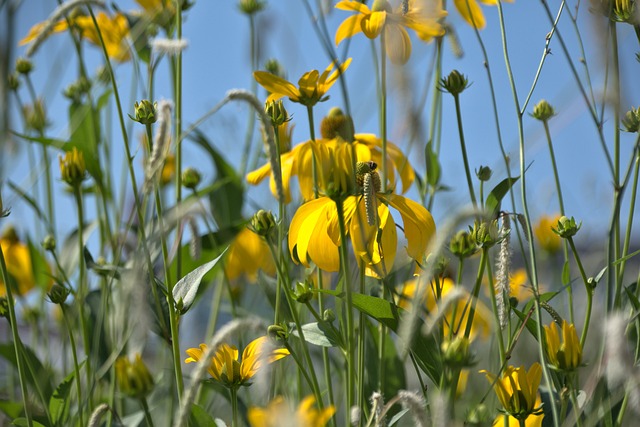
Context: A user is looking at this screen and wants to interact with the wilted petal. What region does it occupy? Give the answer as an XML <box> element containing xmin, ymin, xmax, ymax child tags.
<box><xmin>385</xmin><ymin>24</ymin><xmax>412</xmax><ymax>65</ymax></box>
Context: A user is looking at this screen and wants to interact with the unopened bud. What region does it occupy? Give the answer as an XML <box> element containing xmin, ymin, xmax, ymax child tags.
<box><xmin>449</xmin><ymin>230</ymin><xmax>478</xmax><ymax>259</ymax></box>
<box><xmin>115</xmin><ymin>354</ymin><xmax>154</xmax><ymax>399</ymax></box>
<box><xmin>131</xmin><ymin>100</ymin><xmax>158</xmax><ymax>125</ymax></box>
<box><xmin>7</xmin><ymin>74</ymin><xmax>20</xmax><ymax>91</ymax></box>
<box><xmin>475</xmin><ymin>165</ymin><xmax>492</xmax><ymax>182</ymax></box>
<box><xmin>238</xmin><ymin>0</ymin><xmax>266</xmax><ymax>15</ymax></box>
<box><xmin>24</xmin><ymin>99</ymin><xmax>48</xmax><ymax>133</ymax></box>
<box><xmin>42</xmin><ymin>235</ymin><xmax>56</xmax><ymax>251</ymax></box>
<box><xmin>621</xmin><ymin>107</ymin><xmax>640</xmax><ymax>133</ymax></box>
<box><xmin>439</xmin><ymin>69</ymin><xmax>470</xmax><ymax>96</ymax></box>
<box><xmin>47</xmin><ymin>284</ymin><xmax>70</xmax><ymax>305</ymax></box>
<box><xmin>532</xmin><ymin>99</ymin><xmax>556</xmax><ymax>121</ymax></box>
<box><xmin>320</xmin><ymin>107</ymin><xmax>354</xmax><ymax>141</ymax></box>
<box><xmin>15</xmin><ymin>57</ymin><xmax>33</xmax><ymax>75</ymax></box>
<box><xmin>323</xmin><ymin>309</ymin><xmax>336</xmax><ymax>322</ymax></box>
<box><xmin>264</xmin><ymin>59</ymin><xmax>285</xmax><ymax>79</ymax></box>
<box><xmin>470</xmin><ymin>220</ymin><xmax>499</xmax><ymax>248</ymax></box>
<box><xmin>552</xmin><ymin>216</ymin><xmax>581</xmax><ymax>238</ymax></box>
<box><xmin>267</xmin><ymin>324</ymin><xmax>288</xmax><ymax>342</ymax></box>
<box><xmin>249</xmin><ymin>210</ymin><xmax>276</xmax><ymax>237</ymax></box>
<box><xmin>265</xmin><ymin>100</ymin><xmax>290</xmax><ymax>127</ymax></box>
<box><xmin>181</xmin><ymin>167</ymin><xmax>201</xmax><ymax>190</ymax></box>
<box><xmin>59</xmin><ymin>147</ymin><xmax>87</xmax><ymax>186</ymax></box>
<box><xmin>294</xmin><ymin>281</ymin><xmax>313</xmax><ymax>303</ymax></box>
<box><xmin>441</xmin><ymin>336</ymin><xmax>472</xmax><ymax>367</ymax></box>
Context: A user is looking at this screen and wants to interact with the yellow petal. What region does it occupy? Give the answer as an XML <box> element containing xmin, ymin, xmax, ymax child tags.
<box><xmin>246</xmin><ymin>162</ymin><xmax>272</xmax><ymax>185</ymax></box>
<box><xmin>454</xmin><ymin>0</ymin><xmax>486</xmax><ymax>29</ymax></box>
<box><xmin>19</xmin><ymin>19</ymin><xmax>69</xmax><ymax>45</ymax></box>
<box><xmin>362</xmin><ymin>11</ymin><xmax>387</xmax><ymax>39</ymax></box>
<box><xmin>298</xmin><ymin>69</ymin><xmax>320</xmax><ymax>100</ymax></box>
<box><xmin>253</xmin><ymin>71</ymin><xmax>301</xmax><ymax>102</ymax></box>
<box><xmin>335</xmin><ymin>14</ymin><xmax>364</xmax><ymax>46</ymax></box>
<box><xmin>319</xmin><ymin>58</ymin><xmax>352</xmax><ymax>92</ymax></box>
<box><xmin>385</xmin><ymin>24</ymin><xmax>412</xmax><ymax>65</ymax></box>
<box><xmin>335</xmin><ymin>0</ymin><xmax>371</xmax><ymax>13</ymax></box>
<box><xmin>289</xmin><ymin>198</ymin><xmax>340</xmax><ymax>271</ymax></box>
<box><xmin>384</xmin><ymin>194</ymin><xmax>435</xmax><ymax>261</ymax></box>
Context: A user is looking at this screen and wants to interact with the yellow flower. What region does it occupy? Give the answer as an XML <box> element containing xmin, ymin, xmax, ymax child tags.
<box><xmin>20</xmin><ymin>12</ymin><xmax>131</xmax><ymax>62</ymax></box>
<box><xmin>184</xmin><ymin>336</ymin><xmax>289</xmax><ymax>388</ymax></box>
<box><xmin>335</xmin><ymin>0</ymin><xmax>446</xmax><ymax>65</ymax></box>
<box><xmin>451</xmin><ymin>0</ymin><xmax>514</xmax><ymax>30</ymax></box>
<box><xmin>534</xmin><ymin>214</ymin><xmax>562</xmax><ymax>253</ymax></box>
<box><xmin>253</xmin><ymin>59</ymin><xmax>352</xmax><ymax>106</ymax></box>
<box><xmin>544</xmin><ymin>320</ymin><xmax>582</xmax><ymax>371</ymax></box>
<box><xmin>224</xmin><ymin>228</ymin><xmax>276</xmax><ymax>282</ymax></box>
<box><xmin>115</xmin><ymin>353</ymin><xmax>154</xmax><ymax>398</ymax></box>
<box><xmin>248</xmin><ymin>395</ymin><xmax>335</xmax><ymax>427</ymax></box>
<box><xmin>160</xmin><ymin>153</ymin><xmax>176</xmax><ymax>186</ymax></box>
<box><xmin>481</xmin><ymin>363</ymin><xmax>544</xmax><ymax>422</ymax></box>
<box><xmin>288</xmin><ymin>189</ymin><xmax>435</xmax><ymax>278</ymax></box>
<box><xmin>59</xmin><ymin>147</ymin><xmax>87</xmax><ymax>186</ymax></box>
<box><xmin>506</xmin><ymin>268</ymin><xmax>543</xmax><ymax>303</ymax></box>
<box><xmin>247</xmin><ymin>133</ymin><xmax>414</xmax><ymax>204</ymax></box>
<box><xmin>492</xmin><ymin>397</ymin><xmax>544</xmax><ymax>427</ymax></box>
<box><xmin>398</xmin><ymin>276</ymin><xmax>492</xmax><ymax>340</ymax></box>
<box><xmin>0</xmin><ymin>228</ymin><xmax>36</xmax><ymax>298</ymax></box>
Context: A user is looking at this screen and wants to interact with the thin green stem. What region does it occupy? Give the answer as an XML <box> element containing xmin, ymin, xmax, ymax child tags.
<box><xmin>61</xmin><ymin>304</ymin><xmax>84</xmax><ymax>427</ymax></box>
<box><xmin>452</xmin><ymin>94</ymin><xmax>477</xmax><ymax>208</ymax></box>
<box><xmin>0</xmin><ymin>244</ymin><xmax>33</xmax><ymax>427</ymax></box>
<box><xmin>141</xmin><ymin>397</ymin><xmax>155</xmax><ymax>427</ymax></box>
<box><xmin>230</xmin><ymin>387</ymin><xmax>239</xmax><ymax>427</ymax></box>
<box><xmin>379</xmin><ymin>32</ymin><xmax>388</xmax><ymax>192</ymax></box>
<box><xmin>617</xmin><ymin>140</ymin><xmax>640</xmax><ymax>286</ymax></box>
<box><xmin>567</xmin><ymin>237</ymin><xmax>592</xmax><ymax>347</ymax></box>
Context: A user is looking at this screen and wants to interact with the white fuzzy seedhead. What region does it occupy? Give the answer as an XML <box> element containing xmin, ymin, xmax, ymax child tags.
<box><xmin>151</xmin><ymin>38</ymin><xmax>189</xmax><ymax>57</ymax></box>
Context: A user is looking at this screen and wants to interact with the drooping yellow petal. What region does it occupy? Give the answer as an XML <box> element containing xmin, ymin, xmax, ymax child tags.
<box><xmin>454</xmin><ymin>0</ymin><xmax>486</xmax><ymax>29</ymax></box>
<box><xmin>335</xmin><ymin>0</ymin><xmax>372</xmax><ymax>13</ymax></box>
<box><xmin>384</xmin><ymin>194</ymin><xmax>435</xmax><ymax>261</ymax></box>
<box><xmin>384</xmin><ymin>24</ymin><xmax>412</xmax><ymax>65</ymax></box>
<box><xmin>225</xmin><ymin>228</ymin><xmax>275</xmax><ymax>282</ymax></box>
<box><xmin>361</xmin><ymin>10</ymin><xmax>387</xmax><ymax>39</ymax></box>
<box><xmin>254</xmin><ymin>71</ymin><xmax>301</xmax><ymax>103</ymax></box>
<box><xmin>241</xmin><ymin>336</ymin><xmax>290</xmax><ymax>380</ymax></box>
<box><xmin>335</xmin><ymin>14</ymin><xmax>365</xmax><ymax>45</ymax></box>
<box><xmin>19</xmin><ymin>19</ymin><xmax>70</xmax><ymax>45</ymax></box>
<box><xmin>246</xmin><ymin>162</ymin><xmax>272</xmax><ymax>185</ymax></box>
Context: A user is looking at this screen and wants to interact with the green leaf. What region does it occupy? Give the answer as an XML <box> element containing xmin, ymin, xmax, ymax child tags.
<box><xmin>485</xmin><ymin>175</ymin><xmax>520</xmax><ymax>218</ymax></box>
<box><xmin>188</xmin><ymin>129</ymin><xmax>245</xmax><ymax>230</ymax></box>
<box><xmin>49</xmin><ymin>368</ymin><xmax>77</xmax><ymax>426</ymax></box>
<box><xmin>59</xmin><ymin>221</ymin><xmax>97</xmax><ymax>277</ymax></box>
<box><xmin>7</xmin><ymin>181</ymin><xmax>48</xmax><ymax>227</ymax></box>
<box><xmin>189</xmin><ymin>404</ymin><xmax>225</xmax><ymax>426</ymax></box>
<box><xmin>0</xmin><ymin>400</ymin><xmax>24</xmax><ymax>419</ymax></box>
<box><xmin>11</xmin><ymin>131</ymin><xmax>66</xmax><ymax>149</ymax></box>
<box><xmin>12</xmin><ymin>418</ymin><xmax>47</xmax><ymax>427</ymax></box>
<box><xmin>67</xmin><ymin>100</ymin><xmax>103</xmax><ymax>184</ymax></box>
<box><xmin>512</xmin><ymin>307</ymin><xmax>539</xmax><ymax>340</ymax></box>
<box><xmin>0</xmin><ymin>343</ymin><xmax>54</xmax><ymax>405</ymax></box>
<box><xmin>291</xmin><ymin>321</ymin><xmax>342</xmax><ymax>348</ymax></box>
<box><xmin>172</xmin><ymin>248</ymin><xmax>228</xmax><ymax>314</ymax></box>
<box><xmin>425</xmin><ymin>141</ymin><xmax>441</xmax><ymax>187</ymax></box>
<box><xmin>27</xmin><ymin>239</ymin><xmax>52</xmax><ymax>291</ymax></box>
<box><xmin>86</xmin><ymin>291</ymin><xmax>112</xmax><ymax>369</ymax></box>
<box><xmin>562</xmin><ymin>261</ymin><xmax>570</xmax><ymax>286</ymax></box>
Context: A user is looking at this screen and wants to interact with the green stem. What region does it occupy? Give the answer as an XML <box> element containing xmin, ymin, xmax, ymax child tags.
<box><xmin>141</xmin><ymin>397</ymin><xmax>155</xmax><ymax>427</ymax></box>
<box><xmin>0</xmin><ymin>244</ymin><xmax>33</xmax><ymax>427</ymax></box>
<box><xmin>273</xmin><ymin>124</ymin><xmax>285</xmax><ymax>325</ymax></box>
<box><xmin>452</xmin><ymin>94</ymin><xmax>477</xmax><ymax>208</ymax></box>
<box><xmin>240</xmin><ymin>13</ymin><xmax>258</xmax><ymax>177</ymax></box>
<box><xmin>567</xmin><ymin>237</ymin><xmax>592</xmax><ymax>347</ymax></box>
<box><xmin>230</xmin><ymin>387</ymin><xmax>238</xmax><ymax>427</ymax></box>
<box><xmin>61</xmin><ymin>304</ymin><xmax>84</xmax><ymax>427</ymax></box>
<box><xmin>357</xmin><ymin>266</ymin><xmax>366</xmax><ymax>427</ymax></box>
<box><xmin>617</xmin><ymin>141</ymin><xmax>640</xmax><ymax>287</ymax></box>
<box><xmin>379</xmin><ymin>32</ymin><xmax>388</xmax><ymax>192</ymax></box>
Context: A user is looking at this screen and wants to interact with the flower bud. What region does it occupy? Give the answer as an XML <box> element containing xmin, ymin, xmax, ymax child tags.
<box><xmin>181</xmin><ymin>167</ymin><xmax>202</xmax><ymax>190</ymax></box>
<box><xmin>0</xmin><ymin>298</ymin><xmax>9</xmax><ymax>320</ymax></box>
<box><xmin>449</xmin><ymin>230</ymin><xmax>478</xmax><ymax>259</ymax></box>
<box><xmin>115</xmin><ymin>354</ymin><xmax>154</xmax><ymax>399</ymax></box>
<box><xmin>47</xmin><ymin>284</ymin><xmax>70</xmax><ymax>305</ymax></box>
<box><xmin>323</xmin><ymin>309</ymin><xmax>336</xmax><ymax>322</ymax></box>
<box><xmin>466</xmin><ymin>403</ymin><xmax>491</xmax><ymax>426</ymax></box>
<box><xmin>59</xmin><ymin>147</ymin><xmax>87</xmax><ymax>187</ymax></box>
<box><xmin>475</xmin><ymin>165</ymin><xmax>492</xmax><ymax>182</ymax></box>
<box><xmin>265</xmin><ymin>100</ymin><xmax>290</xmax><ymax>127</ymax></box>
<box><xmin>532</xmin><ymin>99</ymin><xmax>556</xmax><ymax>121</ymax></box>
<box><xmin>552</xmin><ymin>216</ymin><xmax>581</xmax><ymax>239</ymax></box>
<box><xmin>15</xmin><ymin>57</ymin><xmax>33</xmax><ymax>75</ymax></box>
<box><xmin>63</xmin><ymin>77</ymin><xmax>92</xmax><ymax>102</ymax></box>
<box><xmin>238</xmin><ymin>0</ymin><xmax>266</xmax><ymax>15</ymax></box>
<box><xmin>7</xmin><ymin>74</ymin><xmax>20</xmax><ymax>91</ymax></box>
<box><xmin>42</xmin><ymin>235</ymin><xmax>56</xmax><ymax>251</ymax></box>
<box><xmin>0</xmin><ymin>190</ymin><xmax>8</xmax><ymax>218</ymax></box>
<box><xmin>267</xmin><ymin>323</ymin><xmax>288</xmax><ymax>342</ymax></box>
<box><xmin>294</xmin><ymin>280</ymin><xmax>314</xmax><ymax>303</ymax></box>
<box><xmin>470</xmin><ymin>220</ymin><xmax>499</xmax><ymax>248</ymax></box>
<box><xmin>24</xmin><ymin>98</ymin><xmax>48</xmax><ymax>133</ymax></box>
<box><xmin>320</xmin><ymin>107</ymin><xmax>354</xmax><ymax>141</ymax></box>
<box><xmin>249</xmin><ymin>209</ymin><xmax>276</xmax><ymax>238</ymax></box>
<box><xmin>131</xmin><ymin>100</ymin><xmax>158</xmax><ymax>125</ymax></box>
<box><xmin>441</xmin><ymin>336</ymin><xmax>473</xmax><ymax>368</ymax></box>
<box><xmin>264</xmin><ymin>59</ymin><xmax>285</xmax><ymax>79</ymax></box>
<box><xmin>621</xmin><ymin>107</ymin><xmax>640</xmax><ymax>133</ymax></box>
<box><xmin>439</xmin><ymin>70</ymin><xmax>470</xmax><ymax>96</ymax></box>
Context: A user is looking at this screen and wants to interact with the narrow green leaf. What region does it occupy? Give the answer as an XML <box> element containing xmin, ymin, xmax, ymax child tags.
<box><xmin>59</xmin><ymin>221</ymin><xmax>97</xmax><ymax>276</ymax></box>
<box><xmin>49</xmin><ymin>368</ymin><xmax>77</xmax><ymax>426</ymax></box>
<box><xmin>0</xmin><ymin>343</ymin><xmax>54</xmax><ymax>403</ymax></box>
<box><xmin>425</xmin><ymin>142</ymin><xmax>441</xmax><ymax>187</ymax></box>
<box><xmin>512</xmin><ymin>307</ymin><xmax>539</xmax><ymax>341</ymax></box>
<box><xmin>562</xmin><ymin>261</ymin><xmax>570</xmax><ymax>286</ymax></box>
<box><xmin>485</xmin><ymin>175</ymin><xmax>520</xmax><ymax>218</ymax></box>
<box><xmin>291</xmin><ymin>321</ymin><xmax>342</xmax><ymax>348</ymax></box>
<box><xmin>612</xmin><ymin>248</ymin><xmax>640</xmax><ymax>266</ymax></box>
<box><xmin>173</xmin><ymin>248</ymin><xmax>228</xmax><ymax>314</ymax></box>
<box><xmin>7</xmin><ymin>181</ymin><xmax>48</xmax><ymax>226</ymax></box>
<box><xmin>0</xmin><ymin>400</ymin><xmax>23</xmax><ymax>419</ymax></box>
<box><xmin>11</xmin><ymin>131</ymin><xmax>66</xmax><ymax>149</ymax></box>
<box><xmin>189</xmin><ymin>404</ymin><xmax>225</xmax><ymax>426</ymax></box>
<box><xmin>12</xmin><ymin>418</ymin><xmax>47</xmax><ymax>427</ymax></box>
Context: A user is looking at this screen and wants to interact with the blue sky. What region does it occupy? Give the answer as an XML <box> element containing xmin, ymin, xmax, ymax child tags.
<box><xmin>6</xmin><ymin>0</ymin><xmax>640</xmax><ymax>246</ymax></box>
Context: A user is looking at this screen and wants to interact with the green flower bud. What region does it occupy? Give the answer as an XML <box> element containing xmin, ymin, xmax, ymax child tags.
<box><xmin>267</xmin><ymin>323</ymin><xmax>289</xmax><ymax>342</ymax></box>
<box><xmin>181</xmin><ymin>167</ymin><xmax>202</xmax><ymax>190</ymax></box>
<box><xmin>249</xmin><ymin>209</ymin><xmax>277</xmax><ymax>237</ymax></box>
<box><xmin>131</xmin><ymin>100</ymin><xmax>158</xmax><ymax>125</ymax></box>
<box><xmin>7</xmin><ymin>74</ymin><xmax>20</xmax><ymax>91</ymax></box>
<box><xmin>238</xmin><ymin>0</ymin><xmax>266</xmax><ymax>15</ymax></box>
<box><xmin>441</xmin><ymin>336</ymin><xmax>473</xmax><ymax>368</ymax></box>
<box><xmin>294</xmin><ymin>281</ymin><xmax>314</xmax><ymax>303</ymax></box>
<box><xmin>15</xmin><ymin>57</ymin><xmax>33</xmax><ymax>75</ymax></box>
<box><xmin>47</xmin><ymin>284</ymin><xmax>70</xmax><ymax>305</ymax></box>
<box><xmin>115</xmin><ymin>354</ymin><xmax>154</xmax><ymax>399</ymax></box>
<box><xmin>532</xmin><ymin>99</ymin><xmax>556</xmax><ymax>121</ymax></box>
<box><xmin>475</xmin><ymin>165</ymin><xmax>492</xmax><ymax>182</ymax></box>
<box><xmin>63</xmin><ymin>77</ymin><xmax>92</xmax><ymax>102</ymax></box>
<box><xmin>552</xmin><ymin>215</ymin><xmax>581</xmax><ymax>239</ymax></box>
<box><xmin>42</xmin><ymin>235</ymin><xmax>56</xmax><ymax>251</ymax></box>
<box><xmin>466</xmin><ymin>403</ymin><xmax>492</xmax><ymax>426</ymax></box>
<box><xmin>323</xmin><ymin>309</ymin><xmax>336</xmax><ymax>322</ymax></box>
<box><xmin>0</xmin><ymin>298</ymin><xmax>9</xmax><ymax>320</ymax></box>
<box><xmin>59</xmin><ymin>147</ymin><xmax>87</xmax><ymax>187</ymax></box>
<box><xmin>264</xmin><ymin>59</ymin><xmax>285</xmax><ymax>79</ymax></box>
<box><xmin>320</xmin><ymin>107</ymin><xmax>354</xmax><ymax>141</ymax></box>
<box><xmin>470</xmin><ymin>220</ymin><xmax>499</xmax><ymax>249</ymax></box>
<box><xmin>439</xmin><ymin>70</ymin><xmax>470</xmax><ymax>96</ymax></box>
<box><xmin>449</xmin><ymin>230</ymin><xmax>479</xmax><ymax>259</ymax></box>
<box><xmin>23</xmin><ymin>98</ymin><xmax>48</xmax><ymax>133</ymax></box>
<box><xmin>621</xmin><ymin>107</ymin><xmax>640</xmax><ymax>133</ymax></box>
<box><xmin>265</xmin><ymin>100</ymin><xmax>290</xmax><ymax>127</ymax></box>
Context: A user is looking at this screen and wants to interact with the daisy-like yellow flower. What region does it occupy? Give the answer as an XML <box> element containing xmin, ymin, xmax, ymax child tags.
<box><xmin>253</xmin><ymin>59</ymin><xmax>352</xmax><ymax>106</ymax></box>
<box><xmin>20</xmin><ymin>12</ymin><xmax>131</xmax><ymax>62</ymax></box>
<box><xmin>335</xmin><ymin>0</ymin><xmax>446</xmax><ymax>65</ymax></box>
<box><xmin>398</xmin><ymin>276</ymin><xmax>492</xmax><ymax>340</ymax></box>
<box><xmin>184</xmin><ymin>336</ymin><xmax>289</xmax><ymax>388</ymax></box>
<box><xmin>224</xmin><ymin>227</ymin><xmax>276</xmax><ymax>282</ymax></box>
<box><xmin>505</xmin><ymin>268</ymin><xmax>544</xmax><ymax>303</ymax></box>
<box><xmin>544</xmin><ymin>320</ymin><xmax>582</xmax><ymax>371</ymax></box>
<box><xmin>114</xmin><ymin>353</ymin><xmax>154</xmax><ymax>399</ymax></box>
<box><xmin>0</xmin><ymin>227</ymin><xmax>36</xmax><ymax>298</ymax></box>
<box><xmin>248</xmin><ymin>395</ymin><xmax>336</xmax><ymax>427</ymax></box>
<box><xmin>533</xmin><ymin>214</ymin><xmax>562</xmax><ymax>254</ymax></box>
<box><xmin>288</xmin><ymin>163</ymin><xmax>434</xmax><ymax>277</ymax></box>
<box><xmin>247</xmin><ymin>109</ymin><xmax>415</xmax><ymax>204</ymax></box>
<box><xmin>481</xmin><ymin>363</ymin><xmax>544</xmax><ymax>422</ymax></box>
<box><xmin>451</xmin><ymin>0</ymin><xmax>514</xmax><ymax>30</ymax></box>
